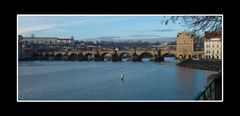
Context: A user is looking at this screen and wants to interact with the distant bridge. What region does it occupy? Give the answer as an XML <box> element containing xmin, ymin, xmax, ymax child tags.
<box><xmin>41</xmin><ymin>49</ymin><xmax>176</xmax><ymax>58</ymax></box>
<box><xmin>19</xmin><ymin>49</ymin><xmax>176</xmax><ymax>61</ymax></box>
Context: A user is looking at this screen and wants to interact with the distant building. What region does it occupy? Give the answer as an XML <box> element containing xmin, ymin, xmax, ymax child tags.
<box><xmin>18</xmin><ymin>34</ymin><xmax>75</xmax><ymax>45</ymax></box>
<box><xmin>57</xmin><ymin>38</ymin><xmax>75</xmax><ymax>44</ymax></box>
<box><xmin>152</xmin><ymin>41</ymin><xmax>176</xmax><ymax>51</ymax></box>
<box><xmin>152</xmin><ymin>45</ymin><xmax>176</xmax><ymax>51</ymax></box>
<box><xmin>85</xmin><ymin>45</ymin><xmax>102</xmax><ymax>51</ymax></box>
<box><xmin>176</xmin><ymin>32</ymin><xmax>195</xmax><ymax>59</ymax></box>
<box><xmin>204</xmin><ymin>31</ymin><xmax>222</xmax><ymax>59</ymax></box>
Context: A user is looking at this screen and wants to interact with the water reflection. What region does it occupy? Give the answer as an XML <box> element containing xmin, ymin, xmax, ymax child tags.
<box><xmin>176</xmin><ymin>66</ymin><xmax>196</xmax><ymax>99</ymax></box>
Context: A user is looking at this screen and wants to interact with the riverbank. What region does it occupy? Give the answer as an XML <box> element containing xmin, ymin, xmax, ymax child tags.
<box><xmin>177</xmin><ymin>59</ymin><xmax>222</xmax><ymax>71</ymax></box>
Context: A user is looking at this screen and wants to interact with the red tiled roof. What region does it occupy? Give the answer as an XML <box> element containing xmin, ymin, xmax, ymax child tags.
<box><xmin>205</xmin><ymin>31</ymin><xmax>222</xmax><ymax>39</ymax></box>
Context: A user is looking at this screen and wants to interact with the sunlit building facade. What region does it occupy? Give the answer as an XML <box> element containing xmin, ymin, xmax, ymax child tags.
<box><xmin>204</xmin><ymin>31</ymin><xmax>222</xmax><ymax>59</ymax></box>
<box><xmin>176</xmin><ymin>32</ymin><xmax>195</xmax><ymax>59</ymax></box>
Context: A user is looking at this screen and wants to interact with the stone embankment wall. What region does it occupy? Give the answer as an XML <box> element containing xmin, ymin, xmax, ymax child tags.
<box><xmin>177</xmin><ymin>59</ymin><xmax>222</xmax><ymax>71</ymax></box>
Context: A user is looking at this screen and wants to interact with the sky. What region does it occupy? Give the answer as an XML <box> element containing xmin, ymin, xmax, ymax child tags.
<box><xmin>18</xmin><ymin>15</ymin><xmax>187</xmax><ymax>42</ymax></box>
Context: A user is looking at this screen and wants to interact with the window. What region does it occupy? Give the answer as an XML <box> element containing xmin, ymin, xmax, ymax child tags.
<box><xmin>212</xmin><ymin>50</ymin><xmax>214</xmax><ymax>53</ymax></box>
<box><xmin>212</xmin><ymin>45</ymin><xmax>214</xmax><ymax>48</ymax></box>
<box><xmin>217</xmin><ymin>45</ymin><xmax>219</xmax><ymax>48</ymax></box>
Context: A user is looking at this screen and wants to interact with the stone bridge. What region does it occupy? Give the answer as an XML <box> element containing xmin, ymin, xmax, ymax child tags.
<box><xmin>42</xmin><ymin>50</ymin><xmax>176</xmax><ymax>58</ymax></box>
<box><xmin>22</xmin><ymin>49</ymin><xmax>176</xmax><ymax>62</ymax></box>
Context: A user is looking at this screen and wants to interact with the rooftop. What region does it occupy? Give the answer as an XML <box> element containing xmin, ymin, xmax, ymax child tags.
<box><xmin>19</xmin><ymin>35</ymin><xmax>74</xmax><ymax>40</ymax></box>
<box><xmin>205</xmin><ymin>31</ymin><xmax>222</xmax><ymax>39</ymax></box>
<box><xmin>23</xmin><ymin>37</ymin><xmax>59</xmax><ymax>39</ymax></box>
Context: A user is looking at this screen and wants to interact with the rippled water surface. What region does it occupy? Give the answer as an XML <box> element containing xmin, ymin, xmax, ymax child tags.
<box><xmin>18</xmin><ymin>58</ymin><xmax>216</xmax><ymax>100</ymax></box>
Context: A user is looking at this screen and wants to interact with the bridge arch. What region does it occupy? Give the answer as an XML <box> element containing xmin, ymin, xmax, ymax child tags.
<box><xmin>69</xmin><ymin>53</ymin><xmax>77</xmax><ymax>57</ymax></box>
<box><xmin>49</xmin><ymin>52</ymin><xmax>55</xmax><ymax>56</ymax></box>
<box><xmin>84</xmin><ymin>53</ymin><xmax>93</xmax><ymax>57</ymax></box>
<box><xmin>55</xmin><ymin>53</ymin><xmax>63</xmax><ymax>60</ymax></box>
<box><xmin>44</xmin><ymin>53</ymin><xmax>50</xmax><ymax>57</ymax></box>
<box><xmin>55</xmin><ymin>52</ymin><xmax>64</xmax><ymax>56</ymax></box>
<box><xmin>119</xmin><ymin>52</ymin><xmax>131</xmax><ymax>58</ymax></box>
<box><xmin>68</xmin><ymin>53</ymin><xmax>78</xmax><ymax>61</ymax></box>
<box><xmin>139</xmin><ymin>52</ymin><xmax>154</xmax><ymax>58</ymax></box>
<box><xmin>62</xmin><ymin>53</ymin><xmax>69</xmax><ymax>56</ymax></box>
<box><xmin>101</xmin><ymin>52</ymin><xmax>111</xmax><ymax>57</ymax></box>
<box><xmin>101</xmin><ymin>52</ymin><xmax>111</xmax><ymax>59</ymax></box>
<box><xmin>162</xmin><ymin>53</ymin><xmax>176</xmax><ymax>57</ymax></box>
<box><xmin>56</xmin><ymin>53</ymin><xmax>63</xmax><ymax>57</ymax></box>
<box><xmin>78</xmin><ymin>52</ymin><xmax>83</xmax><ymax>57</ymax></box>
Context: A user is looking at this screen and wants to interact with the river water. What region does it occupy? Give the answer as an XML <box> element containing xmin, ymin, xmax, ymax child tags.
<box><xmin>18</xmin><ymin>58</ymin><xmax>216</xmax><ymax>100</ymax></box>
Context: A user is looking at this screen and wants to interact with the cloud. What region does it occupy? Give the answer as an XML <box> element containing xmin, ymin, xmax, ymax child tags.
<box><xmin>83</xmin><ymin>36</ymin><xmax>121</xmax><ymax>41</ymax></box>
<box><xmin>82</xmin><ymin>36</ymin><xmax>176</xmax><ymax>42</ymax></box>
<box><xmin>18</xmin><ymin>24</ymin><xmax>56</xmax><ymax>34</ymax></box>
<box><xmin>95</xmin><ymin>36</ymin><xmax>121</xmax><ymax>40</ymax></box>
<box><xmin>125</xmin><ymin>37</ymin><xmax>176</xmax><ymax>42</ymax></box>
<box><xmin>18</xmin><ymin>16</ymin><xmax>91</xmax><ymax>35</ymax></box>
<box><xmin>128</xmin><ymin>34</ymin><xmax>161</xmax><ymax>37</ymax></box>
<box><xmin>150</xmin><ymin>29</ymin><xmax>175</xmax><ymax>32</ymax></box>
<box><xmin>124</xmin><ymin>29</ymin><xmax>175</xmax><ymax>34</ymax></box>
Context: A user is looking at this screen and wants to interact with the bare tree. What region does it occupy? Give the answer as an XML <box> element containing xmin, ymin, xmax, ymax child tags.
<box><xmin>162</xmin><ymin>16</ymin><xmax>222</xmax><ymax>36</ymax></box>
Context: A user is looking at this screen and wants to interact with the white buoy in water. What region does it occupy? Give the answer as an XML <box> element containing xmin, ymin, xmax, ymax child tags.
<box><xmin>120</xmin><ymin>73</ymin><xmax>124</xmax><ymax>81</ymax></box>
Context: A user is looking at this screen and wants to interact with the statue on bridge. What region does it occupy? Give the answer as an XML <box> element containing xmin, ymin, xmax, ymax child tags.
<box><xmin>112</xmin><ymin>46</ymin><xmax>122</xmax><ymax>62</ymax></box>
<box><xmin>151</xmin><ymin>48</ymin><xmax>164</xmax><ymax>62</ymax></box>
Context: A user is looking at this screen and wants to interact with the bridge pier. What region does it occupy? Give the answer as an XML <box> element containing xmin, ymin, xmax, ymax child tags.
<box><xmin>132</xmin><ymin>48</ymin><xmax>142</xmax><ymax>62</ymax></box>
<box><xmin>112</xmin><ymin>55</ymin><xmax>122</xmax><ymax>62</ymax></box>
<box><xmin>132</xmin><ymin>53</ymin><xmax>142</xmax><ymax>62</ymax></box>
<box><xmin>93</xmin><ymin>48</ymin><xmax>104</xmax><ymax>61</ymax></box>
<box><xmin>151</xmin><ymin>49</ymin><xmax>164</xmax><ymax>62</ymax></box>
<box><xmin>77</xmin><ymin>51</ymin><xmax>86</xmax><ymax>61</ymax></box>
<box><xmin>152</xmin><ymin>55</ymin><xmax>164</xmax><ymax>62</ymax></box>
<box><xmin>112</xmin><ymin>48</ymin><xmax>122</xmax><ymax>62</ymax></box>
<box><xmin>94</xmin><ymin>55</ymin><xmax>104</xmax><ymax>61</ymax></box>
